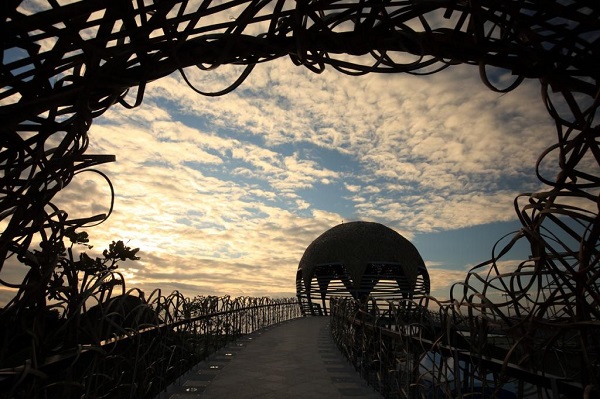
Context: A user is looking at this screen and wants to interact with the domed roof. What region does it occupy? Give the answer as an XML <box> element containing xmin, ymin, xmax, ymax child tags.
<box><xmin>298</xmin><ymin>221</ymin><xmax>425</xmax><ymax>291</ymax></box>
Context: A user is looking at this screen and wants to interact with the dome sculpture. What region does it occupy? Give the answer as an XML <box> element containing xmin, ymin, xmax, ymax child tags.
<box><xmin>296</xmin><ymin>221</ymin><xmax>430</xmax><ymax>316</ymax></box>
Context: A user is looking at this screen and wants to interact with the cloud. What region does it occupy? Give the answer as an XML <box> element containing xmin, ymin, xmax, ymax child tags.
<box><xmin>3</xmin><ymin>44</ymin><xmax>563</xmax><ymax>305</ymax></box>
<box><xmin>426</xmin><ymin>256</ymin><xmax>534</xmax><ymax>302</ymax></box>
<box><xmin>426</xmin><ymin>267</ymin><xmax>470</xmax><ymax>301</ymax></box>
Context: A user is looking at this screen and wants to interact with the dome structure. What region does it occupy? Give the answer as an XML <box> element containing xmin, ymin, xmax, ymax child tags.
<box><xmin>296</xmin><ymin>221</ymin><xmax>430</xmax><ymax>315</ymax></box>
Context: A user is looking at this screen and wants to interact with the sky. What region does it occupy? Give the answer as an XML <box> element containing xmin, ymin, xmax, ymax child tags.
<box><xmin>2</xmin><ymin>2</ymin><xmax>567</xmax><ymax>305</ymax></box>
<box><xmin>34</xmin><ymin>59</ymin><xmax>556</xmax><ymax>303</ymax></box>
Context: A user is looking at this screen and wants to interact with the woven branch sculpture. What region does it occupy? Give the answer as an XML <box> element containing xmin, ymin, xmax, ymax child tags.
<box><xmin>1</xmin><ymin>0</ymin><xmax>599</xmax><ymax>394</ymax></box>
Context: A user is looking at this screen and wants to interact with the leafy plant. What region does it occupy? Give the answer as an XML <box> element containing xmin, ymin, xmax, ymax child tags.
<box><xmin>0</xmin><ymin>230</ymin><xmax>140</xmax><ymax>366</ymax></box>
<box><xmin>47</xmin><ymin>229</ymin><xmax>140</xmax><ymax>318</ymax></box>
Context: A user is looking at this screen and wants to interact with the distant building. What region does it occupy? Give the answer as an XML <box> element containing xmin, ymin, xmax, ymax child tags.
<box><xmin>296</xmin><ymin>221</ymin><xmax>430</xmax><ymax>316</ymax></box>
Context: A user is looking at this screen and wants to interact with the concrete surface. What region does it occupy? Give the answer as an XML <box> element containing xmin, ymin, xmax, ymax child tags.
<box><xmin>157</xmin><ymin>317</ymin><xmax>383</xmax><ymax>399</ymax></box>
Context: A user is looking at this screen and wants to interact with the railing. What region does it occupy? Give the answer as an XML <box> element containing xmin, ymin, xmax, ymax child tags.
<box><xmin>1</xmin><ymin>2</ymin><xmax>598</xmax><ymax>398</ymax></box>
<box><xmin>330</xmin><ymin>297</ymin><xmax>590</xmax><ymax>399</ymax></box>
<box><xmin>0</xmin><ymin>294</ymin><xmax>301</xmax><ymax>399</ymax></box>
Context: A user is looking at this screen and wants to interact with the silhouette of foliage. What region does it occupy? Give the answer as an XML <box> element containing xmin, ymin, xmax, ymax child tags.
<box><xmin>1</xmin><ymin>0</ymin><xmax>598</xmax><ymax>397</ymax></box>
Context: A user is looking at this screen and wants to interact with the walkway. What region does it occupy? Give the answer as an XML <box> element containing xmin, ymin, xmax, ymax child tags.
<box><xmin>158</xmin><ymin>317</ymin><xmax>383</xmax><ymax>399</ymax></box>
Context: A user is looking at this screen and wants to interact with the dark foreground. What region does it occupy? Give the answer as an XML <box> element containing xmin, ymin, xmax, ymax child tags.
<box><xmin>158</xmin><ymin>317</ymin><xmax>382</xmax><ymax>399</ymax></box>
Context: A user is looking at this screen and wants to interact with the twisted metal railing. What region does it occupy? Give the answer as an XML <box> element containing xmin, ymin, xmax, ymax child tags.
<box><xmin>1</xmin><ymin>1</ymin><xmax>599</xmax><ymax>398</ymax></box>
<box><xmin>330</xmin><ymin>297</ymin><xmax>591</xmax><ymax>398</ymax></box>
<box><xmin>0</xmin><ymin>293</ymin><xmax>300</xmax><ymax>398</ymax></box>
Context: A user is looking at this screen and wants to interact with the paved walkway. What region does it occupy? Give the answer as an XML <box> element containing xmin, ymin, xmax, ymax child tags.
<box><xmin>158</xmin><ymin>317</ymin><xmax>383</xmax><ymax>399</ymax></box>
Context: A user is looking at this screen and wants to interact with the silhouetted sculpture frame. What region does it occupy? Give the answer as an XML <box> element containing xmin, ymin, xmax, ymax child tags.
<box><xmin>1</xmin><ymin>0</ymin><xmax>598</xmax><ymax>395</ymax></box>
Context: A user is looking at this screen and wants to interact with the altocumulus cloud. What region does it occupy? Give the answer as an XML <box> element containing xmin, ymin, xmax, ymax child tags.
<box><xmin>55</xmin><ymin>56</ymin><xmax>560</xmax><ymax>300</ymax></box>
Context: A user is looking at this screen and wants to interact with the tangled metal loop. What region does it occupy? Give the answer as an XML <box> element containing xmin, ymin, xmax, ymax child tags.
<box><xmin>1</xmin><ymin>0</ymin><xmax>599</xmax><ymax>395</ymax></box>
<box><xmin>0</xmin><ymin>289</ymin><xmax>300</xmax><ymax>398</ymax></box>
